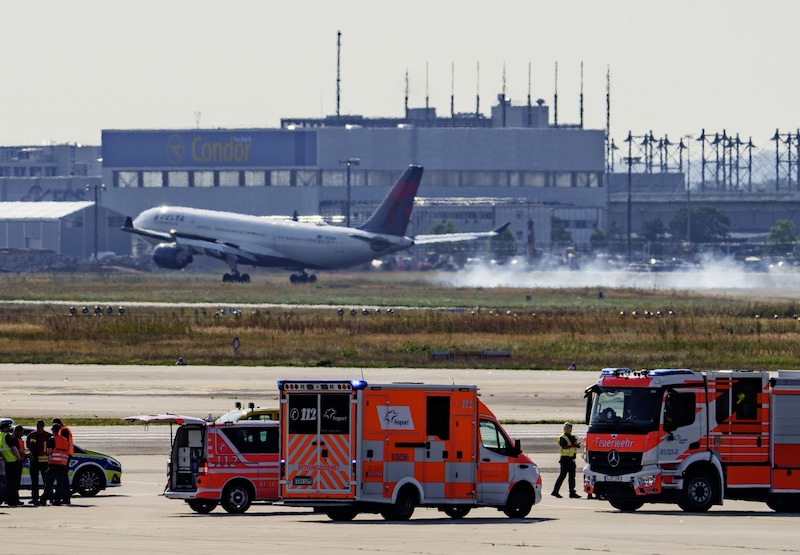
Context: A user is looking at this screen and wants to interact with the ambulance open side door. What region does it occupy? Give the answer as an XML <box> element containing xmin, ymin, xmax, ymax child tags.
<box><xmin>280</xmin><ymin>381</ymin><xmax>357</xmax><ymax>499</ymax></box>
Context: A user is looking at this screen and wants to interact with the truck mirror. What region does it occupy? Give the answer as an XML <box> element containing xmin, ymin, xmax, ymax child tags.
<box><xmin>514</xmin><ymin>438</ymin><xmax>522</xmax><ymax>456</ymax></box>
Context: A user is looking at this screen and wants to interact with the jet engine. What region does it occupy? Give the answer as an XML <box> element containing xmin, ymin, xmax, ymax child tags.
<box><xmin>152</xmin><ymin>243</ymin><xmax>194</xmax><ymax>270</ymax></box>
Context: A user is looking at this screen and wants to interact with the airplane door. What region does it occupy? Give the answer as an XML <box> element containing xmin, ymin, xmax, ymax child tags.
<box><xmin>283</xmin><ymin>391</ymin><xmax>354</xmax><ymax>498</ymax></box>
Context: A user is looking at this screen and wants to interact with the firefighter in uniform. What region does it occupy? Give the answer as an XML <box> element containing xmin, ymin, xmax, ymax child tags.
<box><xmin>551</xmin><ymin>422</ymin><xmax>581</xmax><ymax>499</ymax></box>
<box><xmin>42</xmin><ymin>423</ymin><xmax>71</xmax><ymax>506</ymax></box>
<box><xmin>26</xmin><ymin>420</ymin><xmax>51</xmax><ymax>505</ymax></box>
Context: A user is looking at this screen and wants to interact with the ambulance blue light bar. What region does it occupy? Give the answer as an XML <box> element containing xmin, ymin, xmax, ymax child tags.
<box><xmin>647</xmin><ymin>369</ymin><xmax>693</xmax><ymax>377</ymax></box>
<box><xmin>277</xmin><ymin>380</ymin><xmax>368</xmax><ymax>391</ymax></box>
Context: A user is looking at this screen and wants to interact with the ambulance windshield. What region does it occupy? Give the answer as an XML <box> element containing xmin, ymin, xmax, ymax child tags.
<box><xmin>588</xmin><ymin>387</ymin><xmax>661</xmax><ymax>433</ymax></box>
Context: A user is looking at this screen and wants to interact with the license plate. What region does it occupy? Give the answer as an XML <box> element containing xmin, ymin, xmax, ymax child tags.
<box><xmin>605</xmin><ymin>475</ymin><xmax>623</xmax><ymax>481</ymax></box>
<box><xmin>293</xmin><ymin>476</ymin><xmax>313</xmax><ymax>486</ymax></box>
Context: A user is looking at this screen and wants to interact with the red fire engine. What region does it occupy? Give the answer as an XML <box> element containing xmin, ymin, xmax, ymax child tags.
<box><xmin>278</xmin><ymin>379</ymin><xmax>542</xmax><ymax>520</ymax></box>
<box><xmin>583</xmin><ymin>368</ymin><xmax>800</xmax><ymax>512</ymax></box>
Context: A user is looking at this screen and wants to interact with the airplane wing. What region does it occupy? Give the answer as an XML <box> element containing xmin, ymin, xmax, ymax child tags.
<box><xmin>123</xmin><ymin>413</ymin><xmax>207</xmax><ymax>425</ymax></box>
<box><xmin>171</xmin><ymin>234</ymin><xmax>259</xmax><ymax>263</ymax></box>
<box><xmin>121</xmin><ymin>216</ymin><xmax>173</xmax><ymax>242</ymax></box>
<box><xmin>413</xmin><ymin>222</ymin><xmax>510</xmax><ymax>245</ymax></box>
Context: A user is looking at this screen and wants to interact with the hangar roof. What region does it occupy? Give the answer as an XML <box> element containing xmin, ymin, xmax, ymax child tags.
<box><xmin>0</xmin><ymin>202</ymin><xmax>93</xmax><ymax>220</ymax></box>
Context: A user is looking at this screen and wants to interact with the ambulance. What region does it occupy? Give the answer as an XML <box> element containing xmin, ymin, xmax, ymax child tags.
<box><xmin>278</xmin><ymin>379</ymin><xmax>542</xmax><ymax>520</ymax></box>
<box><xmin>126</xmin><ymin>413</ymin><xmax>280</xmax><ymax>514</ymax></box>
<box><xmin>583</xmin><ymin>368</ymin><xmax>800</xmax><ymax>512</ymax></box>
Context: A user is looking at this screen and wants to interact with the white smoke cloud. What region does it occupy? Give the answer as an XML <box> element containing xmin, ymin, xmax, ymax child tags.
<box><xmin>431</xmin><ymin>254</ymin><xmax>800</xmax><ymax>294</ymax></box>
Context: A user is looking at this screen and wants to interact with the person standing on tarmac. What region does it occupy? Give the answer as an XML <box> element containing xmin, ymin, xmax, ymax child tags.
<box><xmin>51</xmin><ymin>418</ymin><xmax>73</xmax><ymax>505</ymax></box>
<box><xmin>551</xmin><ymin>422</ymin><xmax>581</xmax><ymax>499</ymax></box>
<box><xmin>1</xmin><ymin>424</ymin><xmax>26</xmax><ymax>506</ymax></box>
<box><xmin>26</xmin><ymin>420</ymin><xmax>51</xmax><ymax>506</ymax></box>
<box><xmin>42</xmin><ymin>423</ymin><xmax>71</xmax><ymax>506</ymax></box>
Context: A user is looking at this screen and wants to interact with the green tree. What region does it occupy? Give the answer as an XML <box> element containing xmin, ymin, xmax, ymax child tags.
<box><xmin>642</xmin><ymin>218</ymin><xmax>666</xmax><ymax>242</ymax></box>
<box><xmin>551</xmin><ymin>217</ymin><xmax>573</xmax><ymax>245</ymax></box>
<box><xmin>669</xmin><ymin>206</ymin><xmax>730</xmax><ymax>243</ymax></box>
<box><xmin>766</xmin><ymin>219</ymin><xmax>796</xmax><ymax>255</ymax></box>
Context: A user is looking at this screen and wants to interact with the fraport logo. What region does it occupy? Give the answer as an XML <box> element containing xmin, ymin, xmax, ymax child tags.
<box><xmin>377</xmin><ymin>406</ymin><xmax>414</xmax><ymax>430</ymax></box>
<box><xmin>166</xmin><ymin>134</ymin><xmax>184</xmax><ymax>165</ymax></box>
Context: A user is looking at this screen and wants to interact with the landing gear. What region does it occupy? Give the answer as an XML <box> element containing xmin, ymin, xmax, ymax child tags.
<box><xmin>290</xmin><ymin>272</ymin><xmax>317</xmax><ymax>284</ymax></box>
<box><xmin>222</xmin><ymin>271</ymin><xmax>250</xmax><ymax>283</ymax></box>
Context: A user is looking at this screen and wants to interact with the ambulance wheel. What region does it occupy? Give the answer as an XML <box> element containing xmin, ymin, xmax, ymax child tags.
<box><xmin>443</xmin><ymin>506</ymin><xmax>471</xmax><ymax>519</ymax></box>
<box><xmin>503</xmin><ymin>486</ymin><xmax>533</xmax><ymax>518</ymax></box>
<box><xmin>678</xmin><ymin>470</ymin><xmax>716</xmax><ymax>513</ymax></box>
<box><xmin>324</xmin><ymin>507</ymin><xmax>358</xmax><ymax>521</ymax></box>
<box><xmin>381</xmin><ymin>487</ymin><xmax>417</xmax><ymax>521</ymax></box>
<box><xmin>221</xmin><ymin>482</ymin><xmax>253</xmax><ymax>514</ymax></box>
<box><xmin>187</xmin><ymin>500</ymin><xmax>218</xmax><ymax>514</ymax></box>
<box><xmin>608</xmin><ymin>498</ymin><xmax>644</xmax><ymax>512</ymax></box>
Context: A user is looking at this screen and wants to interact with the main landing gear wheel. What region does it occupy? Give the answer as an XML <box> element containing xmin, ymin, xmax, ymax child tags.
<box><xmin>222</xmin><ymin>272</ymin><xmax>250</xmax><ymax>283</ymax></box>
<box><xmin>290</xmin><ymin>272</ymin><xmax>317</xmax><ymax>284</ymax></box>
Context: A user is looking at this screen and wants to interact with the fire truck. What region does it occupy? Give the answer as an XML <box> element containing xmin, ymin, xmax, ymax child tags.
<box><xmin>278</xmin><ymin>379</ymin><xmax>542</xmax><ymax>521</ymax></box>
<box><xmin>583</xmin><ymin>368</ymin><xmax>800</xmax><ymax>512</ymax></box>
<box><xmin>126</xmin><ymin>414</ymin><xmax>280</xmax><ymax>514</ymax></box>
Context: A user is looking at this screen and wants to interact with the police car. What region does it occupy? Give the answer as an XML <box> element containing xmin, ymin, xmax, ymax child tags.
<box><xmin>18</xmin><ymin>426</ymin><xmax>122</xmax><ymax>497</ymax></box>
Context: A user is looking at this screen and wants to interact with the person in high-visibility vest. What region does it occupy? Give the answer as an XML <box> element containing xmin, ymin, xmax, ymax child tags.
<box><xmin>52</xmin><ymin>418</ymin><xmax>74</xmax><ymax>504</ymax></box>
<box><xmin>0</xmin><ymin>424</ymin><xmax>25</xmax><ymax>506</ymax></box>
<box><xmin>551</xmin><ymin>422</ymin><xmax>581</xmax><ymax>499</ymax></box>
<box><xmin>41</xmin><ymin>423</ymin><xmax>71</xmax><ymax>506</ymax></box>
<box><xmin>26</xmin><ymin>420</ymin><xmax>51</xmax><ymax>506</ymax></box>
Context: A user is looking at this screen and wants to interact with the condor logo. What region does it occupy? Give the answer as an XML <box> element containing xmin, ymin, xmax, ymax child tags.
<box><xmin>376</xmin><ymin>406</ymin><xmax>414</xmax><ymax>430</ymax></box>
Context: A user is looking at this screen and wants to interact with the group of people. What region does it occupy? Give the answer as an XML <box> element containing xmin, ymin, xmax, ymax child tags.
<box><xmin>0</xmin><ymin>418</ymin><xmax>73</xmax><ymax>507</ymax></box>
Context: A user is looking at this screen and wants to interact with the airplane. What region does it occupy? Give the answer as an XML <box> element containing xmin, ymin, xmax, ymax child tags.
<box><xmin>122</xmin><ymin>165</ymin><xmax>510</xmax><ymax>283</ymax></box>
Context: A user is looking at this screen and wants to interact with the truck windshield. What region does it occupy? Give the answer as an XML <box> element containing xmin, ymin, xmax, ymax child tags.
<box><xmin>588</xmin><ymin>387</ymin><xmax>661</xmax><ymax>433</ymax></box>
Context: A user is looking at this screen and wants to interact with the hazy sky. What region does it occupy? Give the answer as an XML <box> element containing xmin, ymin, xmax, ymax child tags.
<box><xmin>2</xmin><ymin>0</ymin><xmax>799</xmax><ymax>149</ymax></box>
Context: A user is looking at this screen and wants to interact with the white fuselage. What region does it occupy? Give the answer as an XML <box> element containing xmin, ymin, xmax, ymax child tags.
<box><xmin>133</xmin><ymin>206</ymin><xmax>414</xmax><ymax>270</ymax></box>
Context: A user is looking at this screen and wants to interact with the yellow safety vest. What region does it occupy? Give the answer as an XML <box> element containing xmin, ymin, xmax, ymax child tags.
<box><xmin>0</xmin><ymin>432</ymin><xmax>17</xmax><ymax>463</ymax></box>
<box><xmin>558</xmin><ymin>433</ymin><xmax>578</xmax><ymax>458</ymax></box>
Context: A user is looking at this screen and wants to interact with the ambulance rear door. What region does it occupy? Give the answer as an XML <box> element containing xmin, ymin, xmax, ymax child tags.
<box><xmin>281</xmin><ymin>380</ymin><xmax>357</xmax><ymax>499</ymax></box>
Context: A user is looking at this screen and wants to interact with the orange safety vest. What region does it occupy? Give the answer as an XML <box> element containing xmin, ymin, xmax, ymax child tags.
<box><xmin>61</xmin><ymin>425</ymin><xmax>74</xmax><ymax>455</ymax></box>
<box><xmin>49</xmin><ymin>435</ymin><xmax>70</xmax><ymax>466</ymax></box>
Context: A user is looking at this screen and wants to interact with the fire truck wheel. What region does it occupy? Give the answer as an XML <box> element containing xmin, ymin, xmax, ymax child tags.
<box><xmin>767</xmin><ymin>495</ymin><xmax>800</xmax><ymax>513</ymax></box>
<box><xmin>324</xmin><ymin>507</ymin><xmax>359</xmax><ymax>521</ymax></box>
<box><xmin>443</xmin><ymin>506</ymin><xmax>471</xmax><ymax>519</ymax></box>
<box><xmin>187</xmin><ymin>500</ymin><xmax>218</xmax><ymax>514</ymax></box>
<box><xmin>502</xmin><ymin>487</ymin><xmax>533</xmax><ymax>518</ymax></box>
<box><xmin>221</xmin><ymin>481</ymin><xmax>253</xmax><ymax>514</ymax></box>
<box><xmin>381</xmin><ymin>487</ymin><xmax>417</xmax><ymax>521</ymax></box>
<box><xmin>608</xmin><ymin>498</ymin><xmax>644</xmax><ymax>512</ymax></box>
<box><xmin>678</xmin><ymin>470</ymin><xmax>716</xmax><ymax>513</ymax></box>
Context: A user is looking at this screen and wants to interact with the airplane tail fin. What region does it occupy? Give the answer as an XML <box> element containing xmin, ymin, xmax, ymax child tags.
<box><xmin>358</xmin><ymin>165</ymin><xmax>423</xmax><ymax>236</ymax></box>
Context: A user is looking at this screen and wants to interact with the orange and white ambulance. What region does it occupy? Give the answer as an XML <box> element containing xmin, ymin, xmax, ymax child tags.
<box><xmin>583</xmin><ymin>368</ymin><xmax>800</xmax><ymax>512</ymax></box>
<box><xmin>126</xmin><ymin>414</ymin><xmax>280</xmax><ymax>514</ymax></box>
<box><xmin>278</xmin><ymin>379</ymin><xmax>542</xmax><ymax>520</ymax></box>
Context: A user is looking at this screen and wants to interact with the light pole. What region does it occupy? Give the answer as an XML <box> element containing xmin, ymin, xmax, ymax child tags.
<box><xmin>623</xmin><ymin>132</ymin><xmax>641</xmax><ymax>263</ymax></box>
<box><xmin>340</xmin><ymin>158</ymin><xmax>360</xmax><ymax>227</ymax></box>
<box><xmin>683</xmin><ymin>134</ymin><xmax>693</xmax><ymax>243</ymax></box>
<box><xmin>86</xmin><ymin>183</ymin><xmax>106</xmax><ymax>260</ymax></box>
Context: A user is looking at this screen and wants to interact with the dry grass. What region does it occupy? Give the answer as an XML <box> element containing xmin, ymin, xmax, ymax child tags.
<box><xmin>1</xmin><ymin>270</ymin><xmax>800</xmax><ymax>370</ymax></box>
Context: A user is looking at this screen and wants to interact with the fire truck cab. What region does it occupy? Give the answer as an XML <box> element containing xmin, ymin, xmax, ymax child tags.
<box><xmin>126</xmin><ymin>414</ymin><xmax>280</xmax><ymax>514</ymax></box>
<box><xmin>583</xmin><ymin>368</ymin><xmax>800</xmax><ymax>512</ymax></box>
<box><xmin>278</xmin><ymin>379</ymin><xmax>542</xmax><ymax>521</ymax></box>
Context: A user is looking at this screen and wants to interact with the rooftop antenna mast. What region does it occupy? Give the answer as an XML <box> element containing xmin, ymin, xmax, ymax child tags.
<box><xmin>553</xmin><ymin>61</ymin><xmax>559</xmax><ymax>128</ymax></box>
<box><xmin>606</xmin><ymin>65</ymin><xmax>612</xmax><ymax>172</ymax></box>
<box><xmin>475</xmin><ymin>61</ymin><xmax>481</xmax><ymax>121</ymax></box>
<box><xmin>336</xmin><ymin>30</ymin><xmax>341</xmax><ymax>120</ymax></box>
<box><xmin>580</xmin><ymin>61</ymin><xmax>584</xmax><ymax>128</ymax></box>
<box><xmin>404</xmin><ymin>69</ymin><xmax>409</xmax><ymax>119</ymax></box>
<box><xmin>450</xmin><ymin>62</ymin><xmax>455</xmax><ymax>119</ymax></box>
<box><xmin>425</xmin><ymin>62</ymin><xmax>430</xmax><ymax>121</ymax></box>
<box><xmin>527</xmin><ymin>62</ymin><xmax>532</xmax><ymax>127</ymax></box>
<box><xmin>501</xmin><ymin>62</ymin><xmax>507</xmax><ymax>128</ymax></box>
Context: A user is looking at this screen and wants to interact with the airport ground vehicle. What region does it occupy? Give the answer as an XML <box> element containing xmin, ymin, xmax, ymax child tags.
<box><xmin>278</xmin><ymin>379</ymin><xmax>542</xmax><ymax>521</ymax></box>
<box><xmin>125</xmin><ymin>414</ymin><xmax>279</xmax><ymax>514</ymax></box>
<box><xmin>215</xmin><ymin>402</ymin><xmax>279</xmax><ymax>423</ymax></box>
<box><xmin>583</xmin><ymin>368</ymin><xmax>800</xmax><ymax>512</ymax></box>
<box><xmin>10</xmin><ymin>425</ymin><xmax>123</xmax><ymax>497</ymax></box>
